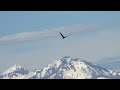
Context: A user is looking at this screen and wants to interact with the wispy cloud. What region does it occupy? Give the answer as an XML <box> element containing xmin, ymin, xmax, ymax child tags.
<box><xmin>0</xmin><ymin>24</ymin><xmax>102</xmax><ymax>43</ymax></box>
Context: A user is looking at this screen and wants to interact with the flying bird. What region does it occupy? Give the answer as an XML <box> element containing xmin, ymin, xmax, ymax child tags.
<box><xmin>59</xmin><ymin>32</ymin><xmax>71</xmax><ymax>39</ymax></box>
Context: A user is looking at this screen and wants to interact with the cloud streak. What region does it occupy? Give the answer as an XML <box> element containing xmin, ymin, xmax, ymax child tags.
<box><xmin>0</xmin><ymin>24</ymin><xmax>102</xmax><ymax>43</ymax></box>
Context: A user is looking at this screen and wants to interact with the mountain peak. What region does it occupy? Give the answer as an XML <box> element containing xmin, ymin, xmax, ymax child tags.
<box><xmin>11</xmin><ymin>64</ymin><xmax>22</xmax><ymax>68</ymax></box>
<box><xmin>13</xmin><ymin>64</ymin><xmax>20</xmax><ymax>67</ymax></box>
<box><xmin>2</xmin><ymin>64</ymin><xmax>22</xmax><ymax>75</ymax></box>
<box><xmin>0</xmin><ymin>64</ymin><xmax>30</xmax><ymax>79</ymax></box>
<box><xmin>63</xmin><ymin>56</ymin><xmax>71</xmax><ymax>58</ymax></box>
<box><xmin>59</xmin><ymin>56</ymin><xmax>84</xmax><ymax>65</ymax></box>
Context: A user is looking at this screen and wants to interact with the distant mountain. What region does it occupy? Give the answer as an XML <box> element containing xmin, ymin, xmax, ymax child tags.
<box><xmin>0</xmin><ymin>64</ymin><xmax>34</xmax><ymax>79</ymax></box>
<box><xmin>1</xmin><ymin>56</ymin><xmax>120</xmax><ymax>79</ymax></box>
<box><xmin>96</xmin><ymin>56</ymin><xmax>120</xmax><ymax>72</ymax></box>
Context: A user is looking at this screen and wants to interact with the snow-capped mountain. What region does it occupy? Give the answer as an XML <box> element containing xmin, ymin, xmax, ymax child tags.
<box><xmin>34</xmin><ymin>56</ymin><xmax>120</xmax><ymax>79</ymax></box>
<box><xmin>0</xmin><ymin>64</ymin><xmax>34</xmax><ymax>79</ymax></box>
<box><xmin>1</xmin><ymin>56</ymin><xmax>120</xmax><ymax>79</ymax></box>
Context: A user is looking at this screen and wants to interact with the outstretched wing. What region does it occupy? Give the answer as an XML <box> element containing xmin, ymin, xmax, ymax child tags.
<box><xmin>65</xmin><ymin>34</ymin><xmax>71</xmax><ymax>38</ymax></box>
<box><xmin>60</xmin><ymin>32</ymin><xmax>65</xmax><ymax>38</ymax></box>
<box><xmin>67</xmin><ymin>34</ymin><xmax>71</xmax><ymax>37</ymax></box>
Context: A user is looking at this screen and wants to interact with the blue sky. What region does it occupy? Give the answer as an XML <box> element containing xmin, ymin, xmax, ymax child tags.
<box><xmin>0</xmin><ymin>11</ymin><xmax>120</xmax><ymax>72</ymax></box>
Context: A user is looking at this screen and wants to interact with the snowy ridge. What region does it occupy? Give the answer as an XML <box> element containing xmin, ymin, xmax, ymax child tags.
<box><xmin>1</xmin><ymin>56</ymin><xmax>120</xmax><ymax>79</ymax></box>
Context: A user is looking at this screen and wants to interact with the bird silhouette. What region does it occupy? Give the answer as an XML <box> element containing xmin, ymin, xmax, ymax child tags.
<box><xmin>59</xmin><ymin>32</ymin><xmax>71</xmax><ymax>39</ymax></box>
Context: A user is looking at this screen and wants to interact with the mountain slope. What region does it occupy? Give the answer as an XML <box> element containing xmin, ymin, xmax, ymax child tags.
<box><xmin>30</xmin><ymin>69</ymin><xmax>42</xmax><ymax>79</ymax></box>
<box><xmin>0</xmin><ymin>64</ymin><xmax>33</xmax><ymax>79</ymax></box>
